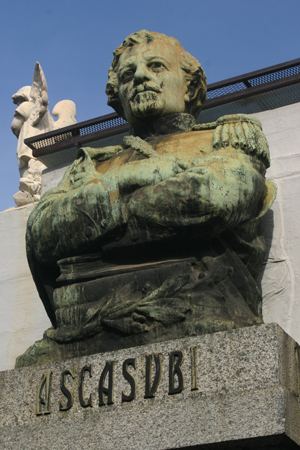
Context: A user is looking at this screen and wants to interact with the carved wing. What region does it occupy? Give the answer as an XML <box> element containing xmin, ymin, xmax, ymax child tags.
<box><xmin>52</xmin><ymin>100</ymin><xmax>77</xmax><ymax>129</ymax></box>
<box><xmin>29</xmin><ymin>62</ymin><xmax>49</xmax><ymax>126</ymax></box>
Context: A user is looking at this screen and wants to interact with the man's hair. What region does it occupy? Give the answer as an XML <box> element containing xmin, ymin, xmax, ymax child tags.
<box><xmin>106</xmin><ymin>30</ymin><xmax>207</xmax><ymax>120</ymax></box>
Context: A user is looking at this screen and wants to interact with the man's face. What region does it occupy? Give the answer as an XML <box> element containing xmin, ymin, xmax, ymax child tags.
<box><xmin>117</xmin><ymin>40</ymin><xmax>189</xmax><ymax>124</ymax></box>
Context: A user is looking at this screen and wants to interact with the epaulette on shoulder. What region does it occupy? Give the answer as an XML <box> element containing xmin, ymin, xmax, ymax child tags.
<box><xmin>78</xmin><ymin>145</ymin><xmax>124</xmax><ymax>162</ymax></box>
<box><xmin>192</xmin><ymin>114</ymin><xmax>270</xmax><ymax>169</ymax></box>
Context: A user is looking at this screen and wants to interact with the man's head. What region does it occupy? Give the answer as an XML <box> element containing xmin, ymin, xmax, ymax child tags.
<box><xmin>106</xmin><ymin>30</ymin><xmax>207</xmax><ymax>124</ymax></box>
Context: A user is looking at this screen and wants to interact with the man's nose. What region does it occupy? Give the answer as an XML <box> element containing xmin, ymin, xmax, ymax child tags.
<box><xmin>133</xmin><ymin>64</ymin><xmax>152</xmax><ymax>84</ymax></box>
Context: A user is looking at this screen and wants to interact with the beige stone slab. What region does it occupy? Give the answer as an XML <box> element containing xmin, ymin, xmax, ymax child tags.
<box><xmin>0</xmin><ymin>324</ymin><xmax>300</xmax><ymax>449</ymax></box>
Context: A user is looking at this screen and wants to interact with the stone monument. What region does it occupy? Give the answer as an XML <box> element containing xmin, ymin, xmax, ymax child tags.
<box><xmin>16</xmin><ymin>30</ymin><xmax>276</xmax><ymax>367</ymax></box>
<box><xmin>11</xmin><ymin>62</ymin><xmax>77</xmax><ymax>207</ymax></box>
<box><xmin>2</xmin><ymin>30</ymin><xmax>300</xmax><ymax>450</ymax></box>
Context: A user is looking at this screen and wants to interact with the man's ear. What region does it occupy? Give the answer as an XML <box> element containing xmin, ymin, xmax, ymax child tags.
<box><xmin>184</xmin><ymin>82</ymin><xmax>197</xmax><ymax>103</ymax></box>
<box><xmin>184</xmin><ymin>79</ymin><xmax>200</xmax><ymax>115</ymax></box>
<box><xmin>183</xmin><ymin>68</ymin><xmax>205</xmax><ymax>116</ymax></box>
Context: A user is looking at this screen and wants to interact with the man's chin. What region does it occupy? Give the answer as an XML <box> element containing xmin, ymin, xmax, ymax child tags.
<box><xmin>130</xmin><ymin>92</ymin><xmax>162</xmax><ymax>117</ymax></box>
<box><xmin>128</xmin><ymin>102</ymin><xmax>160</xmax><ymax>120</ymax></box>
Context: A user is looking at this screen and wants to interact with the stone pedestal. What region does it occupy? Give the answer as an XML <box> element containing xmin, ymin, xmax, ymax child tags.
<box><xmin>1</xmin><ymin>323</ymin><xmax>300</xmax><ymax>449</ymax></box>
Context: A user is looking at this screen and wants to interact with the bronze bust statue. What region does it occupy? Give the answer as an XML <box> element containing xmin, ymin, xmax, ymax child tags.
<box><xmin>17</xmin><ymin>30</ymin><xmax>275</xmax><ymax>367</ymax></box>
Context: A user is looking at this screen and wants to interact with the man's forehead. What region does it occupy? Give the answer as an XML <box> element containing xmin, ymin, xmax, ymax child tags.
<box><xmin>118</xmin><ymin>41</ymin><xmax>181</xmax><ymax>69</ymax></box>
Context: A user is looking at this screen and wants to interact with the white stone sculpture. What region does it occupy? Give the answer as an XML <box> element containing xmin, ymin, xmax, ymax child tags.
<box><xmin>11</xmin><ymin>62</ymin><xmax>77</xmax><ymax>207</ymax></box>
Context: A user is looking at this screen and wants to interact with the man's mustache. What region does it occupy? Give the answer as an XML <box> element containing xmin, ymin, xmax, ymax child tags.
<box><xmin>130</xmin><ymin>84</ymin><xmax>162</xmax><ymax>101</ymax></box>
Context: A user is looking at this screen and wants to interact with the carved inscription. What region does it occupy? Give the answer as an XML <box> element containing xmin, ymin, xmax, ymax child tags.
<box><xmin>190</xmin><ymin>346</ymin><xmax>198</xmax><ymax>391</ymax></box>
<box><xmin>145</xmin><ymin>354</ymin><xmax>161</xmax><ymax>399</ymax></box>
<box><xmin>169</xmin><ymin>351</ymin><xmax>184</xmax><ymax>395</ymax></box>
<box><xmin>60</xmin><ymin>368</ymin><xmax>75</xmax><ymax>411</ymax></box>
<box><xmin>99</xmin><ymin>361</ymin><xmax>115</xmax><ymax>406</ymax></box>
<box><xmin>122</xmin><ymin>358</ymin><xmax>136</xmax><ymax>402</ymax></box>
<box><xmin>36</xmin><ymin>371</ymin><xmax>52</xmax><ymax>415</ymax></box>
<box><xmin>36</xmin><ymin>347</ymin><xmax>198</xmax><ymax>415</ymax></box>
<box><xmin>79</xmin><ymin>364</ymin><xmax>93</xmax><ymax>408</ymax></box>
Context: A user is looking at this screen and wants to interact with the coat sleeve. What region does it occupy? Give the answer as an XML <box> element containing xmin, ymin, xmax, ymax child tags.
<box><xmin>26</xmin><ymin>148</ymin><xmax>124</xmax><ymax>325</ymax></box>
<box><xmin>124</xmin><ymin>147</ymin><xmax>270</xmax><ymax>240</ymax></box>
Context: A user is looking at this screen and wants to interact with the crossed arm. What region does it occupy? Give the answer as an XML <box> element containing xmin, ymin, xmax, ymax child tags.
<box><xmin>27</xmin><ymin>114</ymin><xmax>271</xmax><ymax>263</ymax></box>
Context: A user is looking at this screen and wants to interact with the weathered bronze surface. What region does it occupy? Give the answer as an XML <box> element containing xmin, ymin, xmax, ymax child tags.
<box><xmin>17</xmin><ymin>30</ymin><xmax>275</xmax><ymax>368</ymax></box>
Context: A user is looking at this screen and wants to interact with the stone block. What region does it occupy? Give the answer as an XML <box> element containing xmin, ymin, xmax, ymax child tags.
<box><xmin>0</xmin><ymin>323</ymin><xmax>300</xmax><ymax>449</ymax></box>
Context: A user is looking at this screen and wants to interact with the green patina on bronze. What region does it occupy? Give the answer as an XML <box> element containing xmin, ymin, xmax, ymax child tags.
<box><xmin>16</xmin><ymin>30</ymin><xmax>276</xmax><ymax>368</ymax></box>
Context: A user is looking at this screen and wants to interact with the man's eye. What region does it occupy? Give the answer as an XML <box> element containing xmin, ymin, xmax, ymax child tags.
<box><xmin>150</xmin><ymin>62</ymin><xmax>165</xmax><ymax>71</ymax></box>
<box><xmin>121</xmin><ymin>71</ymin><xmax>134</xmax><ymax>83</ymax></box>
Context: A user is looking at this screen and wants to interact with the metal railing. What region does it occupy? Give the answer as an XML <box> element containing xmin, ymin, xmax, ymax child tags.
<box><xmin>25</xmin><ymin>57</ymin><xmax>300</xmax><ymax>157</ymax></box>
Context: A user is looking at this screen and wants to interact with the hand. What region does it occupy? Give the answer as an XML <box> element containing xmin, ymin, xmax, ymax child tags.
<box><xmin>117</xmin><ymin>154</ymin><xmax>185</xmax><ymax>194</ymax></box>
<box><xmin>61</xmin><ymin>152</ymin><xmax>98</xmax><ymax>190</ymax></box>
<box><xmin>118</xmin><ymin>135</ymin><xmax>190</xmax><ymax>193</ymax></box>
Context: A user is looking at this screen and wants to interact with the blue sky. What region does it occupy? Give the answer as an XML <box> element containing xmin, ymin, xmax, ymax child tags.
<box><xmin>0</xmin><ymin>0</ymin><xmax>299</xmax><ymax>212</ymax></box>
